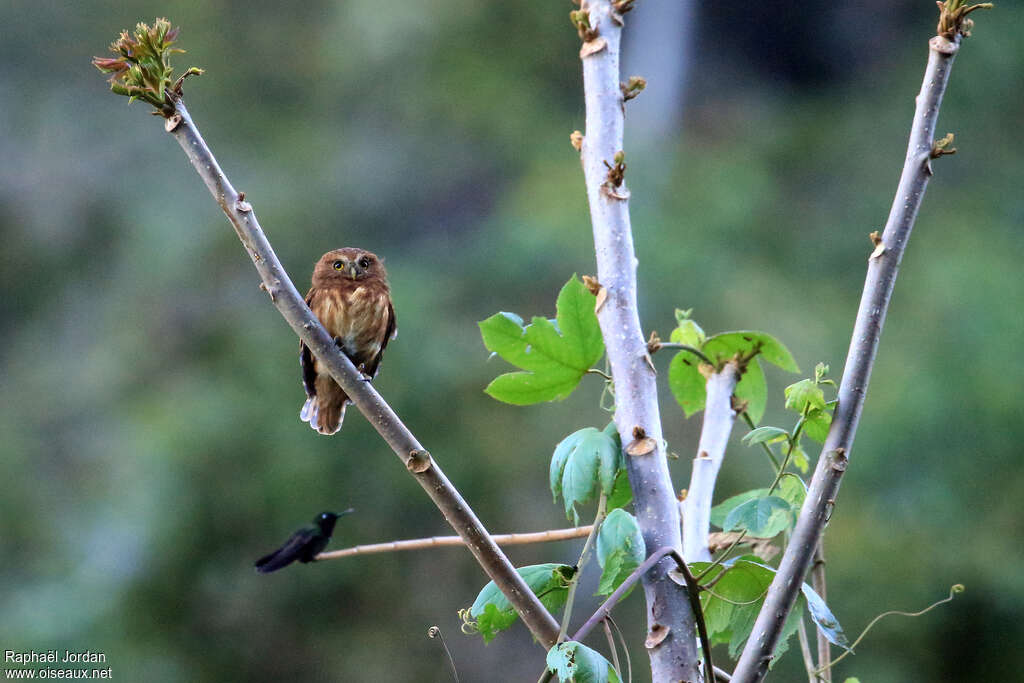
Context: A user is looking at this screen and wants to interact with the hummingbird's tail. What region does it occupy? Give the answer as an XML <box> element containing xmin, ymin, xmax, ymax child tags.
<box><xmin>254</xmin><ymin>549</ymin><xmax>295</xmax><ymax>573</ymax></box>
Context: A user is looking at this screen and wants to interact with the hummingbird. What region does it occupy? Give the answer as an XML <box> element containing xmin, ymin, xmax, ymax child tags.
<box><xmin>254</xmin><ymin>509</ymin><xmax>354</xmax><ymax>573</ymax></box>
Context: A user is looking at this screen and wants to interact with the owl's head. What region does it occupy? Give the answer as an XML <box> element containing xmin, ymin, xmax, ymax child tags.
<box><xmin>312</xmin><ymin>247</ymin><xmax>388</xmax><ymax>286</ymax></box>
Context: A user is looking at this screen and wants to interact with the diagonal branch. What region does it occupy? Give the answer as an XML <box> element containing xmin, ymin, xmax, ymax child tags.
<box><xmin>161</xmin><ymin>95</ymin><xmax>561</xmax><ymax>648</ymax></box>
<box><xmin>574</xmin><ymin>1</ymin><xmax>699</xmax><ymax>678</ymax></box>
<box><xmin>682</xmin><ymin>362</ymin><xmax>741</xmax><ymax>562</ymax></box>
<box><xmin>731</xmin><ymin>29</ymin><xmax>968</xmax><ymax>682</ymax></box>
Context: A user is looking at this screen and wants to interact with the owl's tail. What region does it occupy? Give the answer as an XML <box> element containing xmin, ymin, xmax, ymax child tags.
<box><xmin>300</xmin><ymin>397</ymin><xmax>347</xmax><ymax>435</ymax></box>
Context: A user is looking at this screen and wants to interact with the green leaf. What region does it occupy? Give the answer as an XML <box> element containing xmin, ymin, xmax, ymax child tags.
<box><xmin>802</xmin><ymin>582</ymin><xmax>851</xmax><ymax>650</ymax></box>
<box><xmin>784</xmin><ymin>379</ymin><xmax>826</xmax><ymax>414</ymax></box>
<box><xmin>742</xmin><ymin>426</ymin><xmax>789</xmax><ymax>447</ymax></box>
<box><xmin>550</xmin><ymin>429</ymin><xmax>587</xmax><ymax>503</ymax></box>
<box><xmin>670</xmin><ymin>309</ymin><xmax>706</xmax><ymax>347</ymax></box>
<box><xmin>703</xmin><ymin>331</ymin><xmax>800</xmax><ymax>373</ymax></box>
<box><xmin>722</xmin><ymin>495</ymin><xmax>792</xmax><ymax>537</ymax></box>
<box><xmin>555</xmin><ymin>275</ymin><xmax>605</xmax><ymax>368</ymax></box>
<box><xmin>776</xmin><ymin>475</ymin><xmax>807</xmax><ymax>511</ymax></box>
<box><xmin>692</xmin><ymin>558</ymin><xmax>803</xmax><ymax>662</ymax></box>
<box><xmin>803</xmin><ymin>408</ymin><xmax>832</xmax><ymax>443</ymax></box>
<box><xmin>668</xmin><ymin>353</ymin><xmax>706</xmax><ymax>417</ymax></box>
<box><xmin>735</xmin><ymin>358</ymin><xmax>767</xmax><ymax>424</ymax></box>
<box><xmin>605</xmin><ymin>468</ymin><xmax>633</xmax><ymax>511</ymax></box>
<box><xmin>479</xmin><ymin>276</ymin><xmax>603</xmax><ymax>405</ymax></box>
<box><xmin>791</xmin><ymin>441</ymin><xmax>809</xmax><ymax>473</ymax></box>
<box><xmin>595</xmin><ymin>509</ymin><xmax>645</xmax><ymax>596</ymax></box>
<box><xmin>549</xmin><ymin>428</ymin><xmax>620</xmax><ymax>524</ymax></box>
<box><xmin>546</xmin><ymin>641</ymin><xmax>621</xmax><ymax>683</ymax></box>
<box><xmin>469</xmin><ymin>564</ymin><xmax>576</xmax><ymax>643</ymax></box>
<box><xmin>712</xmin><ymin>480</ymin><xmax>802</xmax><ymax>533</ymax></box>
<box><xmin>711</xmin><ymin>489</ymin><xmax>767</xmax><ymax>529</ymax></box>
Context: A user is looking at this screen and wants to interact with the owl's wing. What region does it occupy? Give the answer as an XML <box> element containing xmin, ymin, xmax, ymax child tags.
<box><xmin>363</xmin><ymin>300</ymin><xmax>396</xmax><ymax>379</ymax></box>
<box><xmin>300</xmin><ymin>289</ymin><xmax>318</xmax><ymax>399</ymax></box>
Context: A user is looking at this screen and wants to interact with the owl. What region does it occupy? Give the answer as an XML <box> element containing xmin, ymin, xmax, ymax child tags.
<box><xmin>300</xmin><ymin>248</ymin><xmax>396</xmax><ymax>435</ymax></box>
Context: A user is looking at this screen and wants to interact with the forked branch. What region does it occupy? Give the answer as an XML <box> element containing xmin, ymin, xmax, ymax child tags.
<box><xmin>574</xmin><ymin>0</ymin><xmax>699</xmax><ymax>677</ymax></box>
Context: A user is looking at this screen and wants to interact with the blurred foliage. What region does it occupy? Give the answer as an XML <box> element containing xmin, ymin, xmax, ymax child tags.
<box><xmin>1</xmin><ymin>0</ymin><xmax>1022</xmax><ymax>681</ymax></box>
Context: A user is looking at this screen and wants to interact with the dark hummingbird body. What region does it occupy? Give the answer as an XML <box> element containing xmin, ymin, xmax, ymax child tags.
<box><xmin>254</xmin><ymin>509</ymin><xmax>353</xmax><ymax>573</ymax></box>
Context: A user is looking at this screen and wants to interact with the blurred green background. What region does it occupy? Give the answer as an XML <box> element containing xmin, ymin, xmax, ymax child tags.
<box><xmin>2</xmin><ymin>0</ymin><xmax>1021</xmax><ymax>680</ymax></box>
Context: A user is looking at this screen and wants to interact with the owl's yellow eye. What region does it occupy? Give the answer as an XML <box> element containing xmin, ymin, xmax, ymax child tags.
<box><xmin>333</xmin><ymin>260</ymin><xmax>344</xmax><ymax>270</ymax></box>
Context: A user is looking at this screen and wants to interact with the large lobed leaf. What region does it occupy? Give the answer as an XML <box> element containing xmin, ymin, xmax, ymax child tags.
<box><xmin>479</xmin><ymin>276</ymin><xmax>604</xmax><ymax>405</ymax></box>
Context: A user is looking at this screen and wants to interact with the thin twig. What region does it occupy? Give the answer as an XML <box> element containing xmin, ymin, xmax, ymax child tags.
<box><xmin>693</xmin><ymin>531</ymin><xmax>747</xmax><ymax>584</ymax></box>
<box><xmin>162</xmin><ymin>95</ymin><xmax>561</xmax><ymax>648</ymax></box>
<box><xmin>683</xmin><ymin>362</ymin><xmax>741</xmax><ymax>562</ymax></box>
<box><xmin>796</xmin><ymin>619</ymin><xmax>819</xmax><ymax>683</ymax></box>
<box><xmin>655</xmin><ymin>342</ymin><xmax>712</xmax><ymax>365</ymax></box>
<box><xmin>766</xmin><ymin>415</ymin><xmax>806</xmax><ymax>495</ymax></box>
<box><xmin>576</xmin><ymin>0</ymin><xmax>696</xmax><ymax>677</ymax></box>
<box><xmin>740</xmin><ymin>412</ymin><xmax>781</xmax><ymax>473</ymax></box>
<box><xmin>316</xmin><ymin>525</ymin><xmax>594</xmax><ymax>561</ymax></box>
<box><xmin>607</xmin><ymin>616</ymin><xmax>633</xmax><ymax>683</ymax></box>
<box><xmin>601</xmin><ymin>619</ymin><xmax>622</xmax><ymax>679</ymax></box>
<box><xmin>812</xmin><ymin>542</ymin><xmax>830</xmax><ymax>682</ymax></box>
<box><xmin>731</xmin><ymin>24</ymin><xmax>971</xmax><ymax>682</ymax></box>
<box><xmin>427</xmin><ymin>626</ymin><xmax>460</xmax><ymax>683</ymax></box>
<box><xmin>558</xmin><ymin>497</ymin><xmax>607</xmax><ymax>641</ymax></box>
<box><xmin>818</xmin><ymin>584</ymin><xmax>963</xmax><ymax>673</ymax></box>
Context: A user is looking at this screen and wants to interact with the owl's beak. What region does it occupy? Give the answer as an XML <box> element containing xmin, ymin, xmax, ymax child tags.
<box><xmin>348</xmin><ymin>264</ymin><xmax>359</xmax><ymax>279</ymax></box>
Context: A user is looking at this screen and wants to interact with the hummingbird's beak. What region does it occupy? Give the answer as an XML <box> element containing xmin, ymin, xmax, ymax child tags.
<box><xmin>339</xmin><ymin>507</ymin><xmax>355</xmax><ymax>516</ymax></box>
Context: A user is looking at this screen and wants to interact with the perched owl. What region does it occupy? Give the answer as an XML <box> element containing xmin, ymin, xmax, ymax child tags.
<box><xmin>300</xmin><ymin>248</ymin><xmax>396</xmax><ymax>435</ymax></box>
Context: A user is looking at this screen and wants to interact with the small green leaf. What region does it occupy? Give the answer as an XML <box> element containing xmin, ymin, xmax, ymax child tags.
<box><xmin>703</xmin><ymin>331</ymin><xmax>800</xmax><ymax>373</ymax></box>
<box><xmin>670</xmin><ymin>309</ymin><xmax>706</xmax><ymax>348</ymax></box>
<box><xmin>546</xmin><ymin>641</ymin><xmax>621</xmax><ymax>683</ymax></box>
<box><xmin>710</xmin><ymin>489</ymin><xmax>767</xmax><ymax>529</ymax></box>
<box><xmin>668</xmin><ymin>353</ymin><xmax>706</xmax><ymax>417</ymax></box>
<box><xmin>605</xmin><ymin>468</ymin><xmax>633</xmax><ymax>511</ymax></box>
<box><xmin>784</xmin><ymin>379</ymin><xmax>826</xmax><ymax>414</ymax></box>
<box><xmin>601</xmin><ymin>421</ymin><xmax>620</xmax><ymax>442</ymax></box>
<box><xmin>814</xmin><ymin>362</ymin><xmax>830</xmax><ymax>382</ymax></box>
<box><xmin>722</xmin><ymin>495</ymin><xmax>792</xmax><ymax>537</ymax></box>
<box><xmin>693</xmin><ymin>558</ymin><xmax>804</xmax><ymax>661</ymax></box>
<box><xmin>742</xmin><ymin>426</ymin><xmax>789</xmax><ymax>447</ymax></box>
<box><xmin>803</xmin><ymin>408</ymin><xmax>832</xmax><ymax>443</ymax></box>
<box><xmin>551</xmin><ymin>429</ymin><xmax>588</xmax><ymax>503</ymax></box>
<box><xmin>596</xmin><ymin>509</ymin><xmax>645</xmax><ymax>596</ymax></box>
<box><xmin>735</xmin><ymin>358</ymin><xmax>767</xmax><ymax>424</ymax></box>
<box><xmin>550</xmin><ymin>428</ymin><xmax>619</xmax><ymax>524</ymax></box>
<box><xmin>776</xmin><ymin>475</ymin><xmax>807</xmax><ymax>515</ymax></box>
<box><xmin>469</xmin><ymin>564</ymin><xmax>576</xmax><ymax>643</ymax></box>
<box><xmin>802</xmin><ymin>582</ymin><xmax>851</xmax><ymax>650</ymax></box>
<box><xmin>479</xmin><ymin>276</ymin><xmax>604</xmax><ymax>405</ymax></box>
<box><xmin>791</xmin><ymin>442</ymin><xmax>809</xmax><ymax>473</ymax></box>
